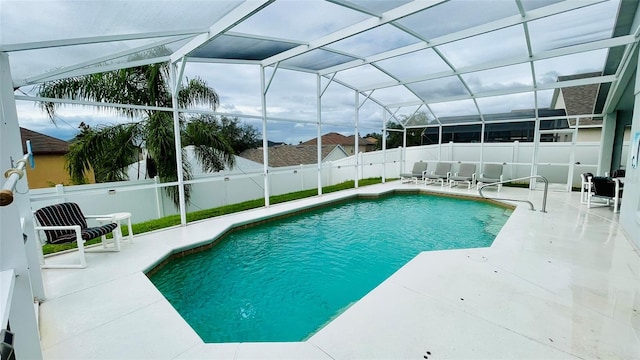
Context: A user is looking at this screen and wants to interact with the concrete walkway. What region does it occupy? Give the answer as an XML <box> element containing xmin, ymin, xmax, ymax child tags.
<box><xmin>39</xmin><ymin>182</ymin><xmax>640</xmax><ymax>359</ymax></box>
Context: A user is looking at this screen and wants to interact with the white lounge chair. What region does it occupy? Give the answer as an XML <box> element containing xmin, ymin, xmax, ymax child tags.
<box><xmin>476</xmin><ymin>164</ymin><xmax>504</xmax><ymax>191</ymax></box>
<box><xmin>449</xmin><ymin>163</ymin><xmax>476</xmax><ymax>189</ymax></box>
<box><xmin>424</xmin><ymin>162</ymin><xmax>451</xmax><ymax>186</ymax></box>
<box><xmin>400</xmin><ymin>162</ymin><xmax>428</xmax><ymax>184</ymax></box>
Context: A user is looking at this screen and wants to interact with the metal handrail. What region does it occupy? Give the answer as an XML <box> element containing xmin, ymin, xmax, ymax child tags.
<box><xmin>478</xmin><ymin>175</ymin><xmax>548</xmax><ymax>212</ymax></box>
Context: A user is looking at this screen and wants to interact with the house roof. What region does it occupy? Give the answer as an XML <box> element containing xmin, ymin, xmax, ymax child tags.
<box><xmin>239</xmin><ymin>144</ymin><xmax>345</xmax><ymax>167</ymax></box>
<box><xmin>20</xmin><ymin>127</ymin><xmax>69</xmax><ymax>155</ymax></box>
<box><xmin>302</xmin><ymin>132</ymin><xmax>370</xmax><ymax>146</ymax></box>
<box><xmin>553</xmin><ymin>72</ymin><xmax>602</xmax><ymax>126</ymax></box>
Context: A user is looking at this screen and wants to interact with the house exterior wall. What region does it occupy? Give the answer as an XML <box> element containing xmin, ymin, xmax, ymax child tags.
<box><xmin>618</xmin><ymin>56</ymin><xmax>640</xmax><ymax>251</ymax></box>
<box><xmin>323</xmin><ymin>147</ymin><xmax>349</xmax><ymax>162</ymax></box>
<box><xmin>25</xmin><ymin>154</ymin><xmax>72</xmax><ymax>188</ymax></box>
<box><xmin>26</xmin><ymin>154</ymin><xmax>96</xmax><ymax>188</ymax></box>
<box><xmin>577</xmin><ymin>128</ymin><xmax>602</xmax><ymax>142</ymax></box>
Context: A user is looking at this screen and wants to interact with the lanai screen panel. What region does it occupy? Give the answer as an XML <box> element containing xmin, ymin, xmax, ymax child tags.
<box><xmin>230</xmin><ymin>0</ymin><xmax>371</xmax><ymax>41</ymax></box>
<box><xmin>477</xmin><ymin>93</ymin><xmax>537</xmax><ymax>122</ymax></box>
<box><xmin>190</xmin><ymin>35</ymin><xmax>302</xmax><ymax>61</ymax></box>
<box><xmin>461</xmin><ymin>64</ymin><xmax>534</xmax><ymax>95</ymax></box>
<box><xmin>325</xmin><ymin>24</ymin><xmax>421</xmax><ymax>58</ymax></box>
<box><xmin>430</xmin><ymin>99</ymin><xmax>481</xmax><ymax>124</ymax></box>
<box><xmin>1</xmin><ymin>0</ymin><xmax>635</xmax><ymax>130</ymax></box>
<box><xmin>395</xmin><ymin>0</ymin><xmax>520</xmax><ymax>39</ymax></box>
<box><xmin>373</xmin><ymin>49</ymin><xmax>452</xmax><ymax>82</ymax></box>
<box><xmin>7</xmin><ymin>36</ymin><xmax>192</xmax><ymax>84</ymax></box>
<box><xmin>0</xmin><ymin>1</ymin><xmax>242</xmax><ymax>44</ymax></box>
<box><xmin>407</xmin><ymin>76</ymin><xmax>469</xmax><ymax>103</ymax></box>
<box><xmin>333</xmin><ymin>64</ymin><xmax>398</xmax><ymax>91</ymax></box>
<box><xmin>527</xmin><ymin>1</ymin><xmax>619</xmax><ymax>53</ymax></box>
<box><xmin>534</xmin><ymin>50</ymin><xmax>610</xmax><ymax>86</ymax></box>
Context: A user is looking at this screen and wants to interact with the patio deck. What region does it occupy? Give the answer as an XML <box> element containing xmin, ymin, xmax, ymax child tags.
<box><xmin>38</xmin><ymin>182</ymin><xmax>640</xmax><ymax>359</ymax></box>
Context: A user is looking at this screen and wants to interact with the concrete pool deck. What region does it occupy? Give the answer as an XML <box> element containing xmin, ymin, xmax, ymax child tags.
<box><xmin>38</xmin><ymin>182</ymin><xmax>640</xmax><ymax>359</ymax></box>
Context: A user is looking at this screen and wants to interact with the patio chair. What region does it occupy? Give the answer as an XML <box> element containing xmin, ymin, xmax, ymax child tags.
<box><xmin>587</xmin><ymin>176</ymin><xmax>623</xmax><ymax>213</ymax></box>
<box><xmin>476</xmin><ymin>164</ymin><xmax>504</xmax><ymax>191</ymax></box>
<box><xmin>449</xmin><ymin>163</ymin><xmax>476</xmax><ymax>189</ymax></box>
<box><xmin>400</xmin><ymin>162</ymin><xmax>428</xmax><ymax>184</ymax></box>
<box><xmin>34</xmin><ymin>202</ymin><xmax>120</xmax><ymax>269</ymax></box>
<box><xmin>424</xmin><ymin>162</ymin><xmax>451</xmax><ymax>186</ymax></box>
<box><xmin>580</xmin><ymin>172</ymin><xmax>595</xmax><ymax>204</ymax></box>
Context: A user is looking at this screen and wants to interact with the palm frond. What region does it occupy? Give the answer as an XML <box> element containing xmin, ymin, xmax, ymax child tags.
<box><xmin>184</xmin><ymin>117</ymin><xmax>235</xmax><ymax>173</ymax></box>
<box><xmin>64</xmin><ymin>123</ymin><xmax>140</xmax><ymax>183</ymax></box>
<box><xmin>178</xmin><ymin>77</ymin><xmax>220</xmax><ymax>110</ymax></box>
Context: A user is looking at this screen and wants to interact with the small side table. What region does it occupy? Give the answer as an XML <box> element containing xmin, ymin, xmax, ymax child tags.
<box><xmin>109</xmin><ymin>212</ymin><xmax>134</xmax><ymax>243</ymax></box>
<box><xmin>97</xmin><ymin>212</ymin><xmax>133</xmax><ymax>250</ymax></box>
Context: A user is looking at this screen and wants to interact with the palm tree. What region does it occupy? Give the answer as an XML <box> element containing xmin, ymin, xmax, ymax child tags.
<box><xmin>37</xmin><ymin>62</ymin><xmax>235</xmax><ymax>208</ymax></box>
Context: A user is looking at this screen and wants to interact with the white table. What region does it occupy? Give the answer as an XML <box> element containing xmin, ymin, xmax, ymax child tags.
<box><xmin>97</xmin><ymin>212</ymin><xmax>133</xmax><ymax>250</ymax></box>
<box><xmin>109</xmin><ymin>212</ymin><xmax>134</xmax><ymax>243</ymax></box>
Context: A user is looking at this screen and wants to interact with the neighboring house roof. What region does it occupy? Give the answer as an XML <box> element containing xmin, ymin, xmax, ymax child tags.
<box><xmin>301</xmin><ymin>132</ymin><xmax>370</xmax><ymax>146</ymax></box>
<box><xmin>551</xmin><ymin>72</ymin><xmax>601</xmax><ymax>126</ymax></box>
<box><xmin>239</xmin><ymin>144</ymin><xmax>347</xmax><ymax>167</ymax></box>
<box><xmin>20</xmin><ymin>127</ymin><xmax>69</xmax><ymax>155</ymax></box>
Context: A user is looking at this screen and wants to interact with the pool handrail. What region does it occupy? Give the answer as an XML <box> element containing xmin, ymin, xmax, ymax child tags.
<box><xmin>478</xmin><ymin>175</ymin><xmax>548</xmax><ymax>213</ymax></box>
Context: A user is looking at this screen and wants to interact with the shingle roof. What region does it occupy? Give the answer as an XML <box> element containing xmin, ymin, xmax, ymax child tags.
<box><xmin>239</xmin><ymin>145</ymin><xmax>343</xmax><ymax>167</ymax></box>
<box><xmin>301</xmin><ymin>132</ymin><xmax>369</xmax><ymax>146</ymax></box>
<box><xmin>556</xmin><ymin>72</ymin><xmax>601</xmax><ymax>126</ymax></box>
<box><xmin>20</xmin><ymin>127</ymin><xmax>69</xmax><ymax>155</ymax></box>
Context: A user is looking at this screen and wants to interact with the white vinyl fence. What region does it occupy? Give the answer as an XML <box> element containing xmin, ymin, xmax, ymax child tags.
<box><xmin>29</xmin><ymin>141</ymin><xmax>625</xmax><ymax>224</ymax></box>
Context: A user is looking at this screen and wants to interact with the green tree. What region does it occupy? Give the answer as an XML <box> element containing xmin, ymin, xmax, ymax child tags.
<box><xmin>37</xmin><ymin>62</ymin><xmax>235</xmax><ymax>208</ymax></box>
<box><xmin>198</xmin><ymin>114</ymin><xmax>261</xmax><ymax>154</ymax></box>
<box><xmin>364</xmin><ymin>132</ymin><xmax>382</xmax><ymax>150</ymax></box>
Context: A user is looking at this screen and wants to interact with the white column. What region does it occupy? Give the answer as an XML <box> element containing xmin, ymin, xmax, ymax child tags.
<box><xmin>598</xmin><ymin>112</ymin><xmax>616</xmax><ymax>175</ymax></box>
<box><xmin>438</xmin><ymin>125</ymin><xmax>443</xmax><ymax>161</ymax></box>
<box><xmin>170</xmin><ymin>64</ymin><xmax>187</xmax><ymax>225</ymax></box>
<box><xmin>480</xmin><ymin>122</ymin><xmax>485</xmax><ymax>171</ymax></box>
<box><xmin>0</xmin><ymin>52</ymin><xmax>43</xmax><ymax>360</ymax></box>
<box><xmin>316</xmin><ymin>75</ymin><xmax>322</xmax><ymax>195</ymax></box>
<box><xmin>382</xmin><ymin>110</ymin><xmax>387</xmax><ymax>183</ymax></box>
<box><xmin>355</xmin><ymin>91</ymin><xmax>359</xmax><ymax>188</ymax></box>
<box><xmin>531</xmin><ymin>93</ymin><xmax>541</xmax><ymax>189</ymax></box>
<box><xmin>260</xmin><ymin>66</ymin><xmax>271</xmax><ymax>205</ymax></box>
<box><xmin>618</xmin><ymin>53</ymin><xmax>640</xmax><ymax>249</ymax></box>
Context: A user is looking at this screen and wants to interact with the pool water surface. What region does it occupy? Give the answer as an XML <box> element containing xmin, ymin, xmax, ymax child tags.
<box><xmin>149</xmin><ymin>193</ymin><xmax>512</xmax><ymax>343</ymax></box>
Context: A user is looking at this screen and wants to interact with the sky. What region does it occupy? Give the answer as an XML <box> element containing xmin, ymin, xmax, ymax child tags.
<box><xmin>3</xmin><ymin>0</ymin><xmax>622</xmax><ymax>144</ymax></box>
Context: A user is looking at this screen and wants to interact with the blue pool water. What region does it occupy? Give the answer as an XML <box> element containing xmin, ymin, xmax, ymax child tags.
<box><xmin>149</xmin><ymin>193</ymin><xmax>511</xmax><ymax>343</ymax></box>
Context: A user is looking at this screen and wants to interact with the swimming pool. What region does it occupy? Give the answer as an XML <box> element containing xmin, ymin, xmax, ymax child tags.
<box><xmin>149</xmin><ymin>193</ymin><xmax>512</xmax><ymax>343</ymax></box>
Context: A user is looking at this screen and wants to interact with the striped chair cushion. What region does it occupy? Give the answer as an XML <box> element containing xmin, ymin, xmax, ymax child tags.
<box><xmin>34</xmin><ymin>202</ymin><xmax>117</xmax><ymax>244</ymax></box>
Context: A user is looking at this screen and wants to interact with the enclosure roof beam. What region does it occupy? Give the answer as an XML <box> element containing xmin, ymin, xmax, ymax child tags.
<box><xmin>261</xmin><ymin>0</ymin><xmax>446</xmax><ymax>66</ymax></box>
<box><xmin>170</xmin><ymin>0</ymin><xmax>274</xmax><ymax>64</ymax></box>
<box><xmin>318</xmin><ymin>0</ymin><xmax>606</xmax><ymax>76</ymax></box>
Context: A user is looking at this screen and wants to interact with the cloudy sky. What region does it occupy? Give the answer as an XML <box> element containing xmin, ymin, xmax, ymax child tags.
<box><xmin>3</xmin><ymin>0</ymin><xmax>622</xmax><ymax>144</ymax></box>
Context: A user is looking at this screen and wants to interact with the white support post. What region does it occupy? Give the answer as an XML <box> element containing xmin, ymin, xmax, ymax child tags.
<box><xmin>355</xmin><ymin>91</ymin><xmax>360</xmax><ymax>188</ymax></box>
<box><xmin>567</xmin><ymin>117</ymin><xmax>579</xmax><ymax>191</ymax></box>
<box><xmin>55</xmin><ymin>183</ymin><xmax>65</xmax><ymax>203</ymax></box>
<box><xmin>438</xmin><ymin>125</ymin><xmax>443</xmax><ymax>161</ymax></box>
<box><xmin>154</xmin><ymin>176</ymin><xmax>164</xmax><ymax>219</ymax></box>
<box><xmin>513</xmin><ymin>140</ymin><xmax>520</xmax><ymax>178</ymax></box>
<box><xmin>529</xmin><ymin>92</ymin><xmax>540</xmax><ymax>190</ymax></box>
<box><xmin>0</xmin><ymin>52</ymin><xmax>44</xmax><ymax>360</ymax></box>
<box><xmin>260</xmin><ymin>66</ymin><xmax>271</xmax><ymax>205</ymax></box>
<box><xmin>317</xmin><ymin>75</ymin><xmax>323</xmax><ymax>195</ymax></box>
<box><xmin>170</xmin><ymin>62</ymin><xmax>187</xmax><ymax>226</ymax></box>
<box><xmin>480</xmin><ymin>122</ymin><xmax>485</xmax><ymax>171</ymax></box>
<box><xmin>598</xmin><ymin>112</ymin><xmax>616</xmax><ymax>175</ymax></box>
<box><xmin>382</xmin><ymin>110</ymin><xmax>387</xmax><ymax>183</ymax></box>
